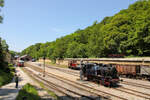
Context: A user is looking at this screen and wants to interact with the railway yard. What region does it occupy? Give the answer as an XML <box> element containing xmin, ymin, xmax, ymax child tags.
<box><xmin>22</xmin><ymin>61</ymin><xmax>150</xmax><ymax>100</ymax></box>
<box><xmin>1</xmin><ymin>0</ymin><xmax>150</xmax><ymax>100</ymax></box>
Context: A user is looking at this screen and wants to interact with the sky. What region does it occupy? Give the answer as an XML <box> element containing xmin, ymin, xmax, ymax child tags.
<box><xmin>0</xmin><ymin>0</ymin><xmax>137</xmax><ymax>52</ymax></box>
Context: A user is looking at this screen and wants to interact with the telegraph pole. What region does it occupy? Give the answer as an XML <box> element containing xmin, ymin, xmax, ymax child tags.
<box><xmin>43</xmin><ymin>56</ymin><xmax>46</xmax><ymax>77</ymax></box>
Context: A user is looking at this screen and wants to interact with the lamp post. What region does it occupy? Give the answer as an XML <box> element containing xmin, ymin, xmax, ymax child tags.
<box><xmin>43</xmin><ymin>56</ymin><xmax>46</xmax><ymax>77</ymax></box>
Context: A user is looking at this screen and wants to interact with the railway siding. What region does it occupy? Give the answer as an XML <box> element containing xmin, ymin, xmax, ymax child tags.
<box><xmin>25</xmin><ymin>62</ymin><xmax>150</xmax><ymax>100</ymax></box>
<box><xmin>24</xmin><ymin>67</ymin><xmax>104</xmax><ymax>100</ymax></box>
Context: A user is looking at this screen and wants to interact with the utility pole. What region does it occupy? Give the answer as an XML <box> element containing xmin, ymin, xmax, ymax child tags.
<box><xmin>43</xmin><ymin>56</ymin><xmax>46</xmax><ymax>77</ymax></box>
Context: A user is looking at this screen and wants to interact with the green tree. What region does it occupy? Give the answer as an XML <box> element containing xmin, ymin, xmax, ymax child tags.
<box><xmin>0</xmin><ymin>0</ymin><xmax>5</xmax><ymax>69</ymax></box>
<box><xmin>22</xmin><ymin>0</ymin><xmax>150</xmax><ymax>60</ymax></box>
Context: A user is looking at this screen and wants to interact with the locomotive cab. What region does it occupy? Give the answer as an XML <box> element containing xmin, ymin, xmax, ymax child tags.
<box><xmin>99</xmin><ymin>64</ymin><xmax>119</xmax><ymax>87</ymax></box>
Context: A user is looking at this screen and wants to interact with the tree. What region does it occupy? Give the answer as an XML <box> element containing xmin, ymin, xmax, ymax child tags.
<box><xmin>22</xmin><ymin>0</ymin><xmax>150</xmax><ymax>59</ymax></box>
<box><xmin>0</xmin><ymin>0</ymin><xmax>5</xmax><ymax>69</ymax></box>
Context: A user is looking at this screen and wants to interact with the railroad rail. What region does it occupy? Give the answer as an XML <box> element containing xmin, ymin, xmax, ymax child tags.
<box><xmin>35</xmin><ymin>62</ymin><xmax>79</xmax><ymax>76</ymax></box>
<box><xmin>23</xmin><ymin>68</ymin><xmax>73</xmax><ymax>100</ymax></box>
<box><xmin>33</xmin><ymin>62</ymin><xmax>150</xmax><ymax>99</ymax></box>
<box><xmin>122</xmin><ymin>81</ymin><xmax>150</xmax><ymax>89</ymax></box>
<box><xmin>118</xmin><ymin>87</ymin><xmax>150</xmax><ymax>97</ymax></box>
<box><xmin>45</xmin><ymin>64</ymin><xmax>79</xmax><ymax>77</ymax></box>
<box><xmin>25</xmin><ymin>66</ymin><xmax>109</xmax><ymax>100</ymax></box>
<box><xmin>23</xmin><ymin>67</ymin><xmax>97</xmax><ymax>100</ymax></box>
<box><xmin>25</xmin><ymin>63</ymin><xmax>129</xmax><ymax>100</ymax></box>
<box><xmin>26</xmin><ymin>63</ymin><xmax>150</xmax><ymax>99</ymax></box>
<box><xmin>35</xmin><ymin>62</ymin><xmax>150</xmax><ymax>90</ymax></box>
<box><xmin>114</xmin><ymin>87</ymin><xmax>150</xmax><ymax>99</ymax></box>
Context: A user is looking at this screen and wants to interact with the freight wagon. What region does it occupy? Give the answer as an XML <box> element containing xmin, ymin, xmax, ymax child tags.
<box><xmin>140</xmin><ymin>65</ymin><xmax>150</xmax><ymax>79</ymax></box>
<box><xmin>115</xmin><ymin>64</ymin><xmax>150</xmax><ymax>80</ymax></box>
<box><xmin>115</xmin><ymin>65</ymin><xmax>140</xmax><ymax>77</ymax></box>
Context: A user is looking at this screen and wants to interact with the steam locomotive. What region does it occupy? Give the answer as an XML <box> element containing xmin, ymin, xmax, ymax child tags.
<box><xmin>80</xmin><ymin>63</ymin><xmax>119</xmax><ymax>87</ymax></box>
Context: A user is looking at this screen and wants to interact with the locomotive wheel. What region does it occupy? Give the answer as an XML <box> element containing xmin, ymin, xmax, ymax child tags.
<box><xmin>87</xmin><ymin>76</ymin><xmax>91</xmax><ymax>81</ymax></box>
<box><xmin>102</xmin><ymin>80</ymin><xmax>104</xmax><ymax>85</ymax></box>
<box><xmin>109</xmin><ymin>82</ymin><xmax>112</xmax><ymax>88</ymax></box>
<box><xmin>99</xmin><ymin>78</ymin><xmax>105</xmax><ymax>85</ymax></box>
<box><xmin>99</xmin><ymin>80</ymin><xmax>102</xmax><ymax>85</ymax></box>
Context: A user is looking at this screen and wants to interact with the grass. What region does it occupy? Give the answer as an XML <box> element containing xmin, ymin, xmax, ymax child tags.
<box><xmin>21</xmin><ymin>68</ymin><xmax>59</xmax><ymax>100</ymax></box>
<box><xmin>16</xmin><ymin>83</ymin><xmax>41</xmax><ymax>100</ymax></box>
<box><xmin>125</xmin><ymin>56</ymin><xmax>150</xmax><ymax>58</ymax></box>
<box><xmin>45</xmin><ymin>62</ymin><xmax>68</xmax><ymax>68</ymax></box>
<box><xmin>0</xmin><ymin>64</ymin><xmax>15</xmax><ymax>87</ymax></box>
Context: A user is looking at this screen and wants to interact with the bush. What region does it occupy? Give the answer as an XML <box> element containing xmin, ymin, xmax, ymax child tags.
<box><xmin>16</xmin><ymin>83</ymin><xmax>41</xmax><ymax>100</ymax></box>
<box><xmin>0</xmin><ymin>68</ymin><xmax>14</xmax><ymax>87</ymax></box>
<box><xmin>8</xmin><ymin>64</ymin><xmax>15</xmax><ymax>72</ymax></box>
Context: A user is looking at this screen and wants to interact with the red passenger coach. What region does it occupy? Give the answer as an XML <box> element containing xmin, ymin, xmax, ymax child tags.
<box><xmin>17</xmin><ymin>60</ymin><xmax>24</xmax><ymax>67</ymax></box>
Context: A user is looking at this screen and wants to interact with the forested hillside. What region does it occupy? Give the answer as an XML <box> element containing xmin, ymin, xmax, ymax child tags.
<box><xmin>22</xmin><ymin>0</ymin><xmax>150</xmax><ymax>60</ymax></box>
<box><xmin>0</xmin><ymin>0</ymin><xmax>15</xmax><ymax>87</ymax></box>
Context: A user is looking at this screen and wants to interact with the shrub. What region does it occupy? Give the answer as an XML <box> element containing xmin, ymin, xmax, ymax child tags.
<box><xmin>16</xmin><ymin>83</ymin><xmax>41</xmax><ymax>100</ymax></box>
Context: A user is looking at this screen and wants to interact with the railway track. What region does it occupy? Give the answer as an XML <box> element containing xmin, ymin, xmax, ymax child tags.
<box><xmin>36</xmin><ymin>63</ymin><xmax>79</xmax><ymax>76</ymax></box>
<box><xmin>25</xmin><ymin>63</ymin><xmax>139</xmax><ymax>100</ymax></box>
<box><xmin>122</xmin><ymin>81</ymin><xmax>150</xmax><ymax>89</ymax></box>
<box><xmin>23</xmin><ymin>68</ymin><xmax>73</xmax><ymax>100</ymax></box>
<box><xmin>88</xmin><ymin>80</ymin><xmax>150</xmax><ymax>99</ymax></box>
<box><xmin>33</xmin><ymin>62</ymin><xmax>150</xmax><ymax>99</ymax></box>
<box><xmin>25</xmin><ymin>66</ymin><xmax>111</xmax><ymax>100</ymax></box>
<box><xmin>45</xmin><ymin>63</ymin><xmax>150</xmax><ymax>89</ymax></box>
<box><xmin>23</xmin><ymin>67</ymin><xmax>98</xmax><ymax>100</ymax></box>
<box><xmin>47</xmin><ymin>72</ymin><xmax>150</xmax><ymax>100</ymax></box>
<box><xmin>114</xmin><ymin>87</ymin><xmax>150</xmax><ymax>99</ymax></box>
<box><xmin>89</xmin><ymin>80</ymin><xmax>150</xmax><ymax>99</ymax></box>
<box><xmin>36</xmin><ymin>62</ymin><xmax>150</xmax><ymax>90</ymax></box>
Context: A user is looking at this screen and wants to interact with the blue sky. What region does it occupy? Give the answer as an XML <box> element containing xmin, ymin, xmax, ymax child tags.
<box><xmin>0</xmin><ymin>0</ymin><xmax>137</xmax><ymax>52</ymax></box>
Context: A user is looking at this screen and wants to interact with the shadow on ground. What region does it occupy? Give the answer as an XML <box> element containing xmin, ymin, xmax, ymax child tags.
<box><xmin>0</xmin><ymin>88</ymin><xmax>19</xmax><ymax>100</ymax></box>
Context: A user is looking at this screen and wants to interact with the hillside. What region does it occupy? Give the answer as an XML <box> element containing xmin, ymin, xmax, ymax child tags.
<box><xmin>22</xmin><ymin>0</ymin><xmax>150</xmax><ymax>60</ymax></box>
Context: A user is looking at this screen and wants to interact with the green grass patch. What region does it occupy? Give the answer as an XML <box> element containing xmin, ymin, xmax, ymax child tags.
<box><xmin>125</xmin><ymin>56</ymin><xmax>150</xmax><ymax>58</ymax></box>
<box><xmin>45</xmin><ymin>62</ymin><xmax>68</xmax><ymax>68</ymax></box>
<box><xmin>0</xmin><ymin>64</ymin><xmax>15</xmax><ymax>87</ymax></box>
<box><xmin>16</xmin><ymin>83</ymin><xmax>41</xmax><ymax>100</ymax></box>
